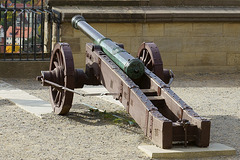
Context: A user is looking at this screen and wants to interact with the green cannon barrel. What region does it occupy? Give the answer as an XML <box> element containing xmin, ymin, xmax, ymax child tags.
<box><xmin>71</xmin><ymin>15</ymin><xmax>144</xmax><ymax>79</ymax></box>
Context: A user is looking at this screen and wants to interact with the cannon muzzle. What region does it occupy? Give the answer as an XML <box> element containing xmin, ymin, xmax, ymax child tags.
<box><xmin>71</xmin><ymin>15</ymin><xmax>145</xmax><ymax>79</ymax></box>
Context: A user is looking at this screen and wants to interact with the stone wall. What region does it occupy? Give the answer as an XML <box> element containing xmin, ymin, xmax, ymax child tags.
<box><xmin>59</xmin><ymin>21</ymin><xmax>240</xmax><ymax>72</ymax></box>
<box><xmin>50</xmin><ymin>0</ymin><xmax>240</xmax><ymax>73</ymax></box>
<box><xmin>0</xmin><ymin>61</ymin><xmax>49</xmax><ymax>78</ymax></box>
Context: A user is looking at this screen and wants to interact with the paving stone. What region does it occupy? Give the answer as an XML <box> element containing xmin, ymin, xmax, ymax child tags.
<box><xmin>0</xmin><ymin>80</ymin><xmax>52</xmax><ymax>117</ymax></box>
<box><xmin>138</xmin><ymin>143</ymin><xmax>236</xmax><ymax>159</ymax></box>
<box><xmin>0</xmin><ymin>80</ymin><xmax>122</xmax><ymax>117</ymax></box>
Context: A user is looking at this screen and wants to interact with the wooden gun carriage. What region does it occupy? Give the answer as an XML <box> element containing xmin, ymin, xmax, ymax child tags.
<box><xmin>37</xmin><ymin>15</ymin><xmax>210</xmax><ymax>149</ymax></box>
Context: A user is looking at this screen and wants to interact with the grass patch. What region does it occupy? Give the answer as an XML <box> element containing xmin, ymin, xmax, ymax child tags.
<box><xmin>89</xmin><ymin>108</ymin><xmax>137</xmax><ymax>126</ymax></box>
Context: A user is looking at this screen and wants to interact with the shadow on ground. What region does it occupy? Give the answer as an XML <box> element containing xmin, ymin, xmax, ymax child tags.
<box><xmin>208</xmin><ymin>114</ymin><xmax>239</xmax><ymax>157</ymax></box>
<box><xmin>63</xmin><ymin>103</ymin><xmax>142</xmax><ymax>134</ymax></box>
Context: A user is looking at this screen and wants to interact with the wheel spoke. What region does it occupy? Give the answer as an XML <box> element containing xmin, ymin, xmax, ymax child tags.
<box><xmin>59</xmin><ymin>55</ymin><xmax>62</xmax><ymax>67</ymax></box>
<box><xmin>146</xmin><ymin>59</ymin><xmax>152</xmax><ymax>68</ymax></box>
<box><xmin>56</xmin><ymin>51</ymin><xmax>63</xmax><ymax>66</ymax></box>
<box><xmin>56</xmin><ymin>51</ymin><xmax>60</xmax><ymax>62</ymax></box>
<box><xmin>53</xmin><ymin>61</ymin><xmax>59</xmax><ymax>68</ymax></box>
<box><xmin>143</xmin><ymin>51</ymin><xmax>149</xmax><ymax>63</ymax></box>
<box><xmin>58</xmin><ymin>91</ymin><xmax>63</xmax><ymax>106</ymax></box>
<box><xmin>142</xmin><ymin>50</ymin><xmax>146</xmax><ymax>61</ymax></box>
<box><xmin>55</xmin><ymin>91</ymin><xmax>60</xmax><ymax>104</ymax></box>
<box><xmin>137</xmin><ymin>42</ymin><xmax>164</xmax><ymax>84</ymax></box>
<box><xmin>52</xmin><ymin>87</ymin><xmax>57</xmax><ymax>92</ymax></box>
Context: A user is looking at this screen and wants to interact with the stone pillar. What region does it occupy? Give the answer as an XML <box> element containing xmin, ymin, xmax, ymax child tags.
<box><xmin>44</xmin><ymin>13</ymin><xmax>49</xmax><ymax>53</ymax></box>
<box><xmin>52</xmin><ymin>22</ymin><xmax>58</xmax><ymax>50</ymax></box>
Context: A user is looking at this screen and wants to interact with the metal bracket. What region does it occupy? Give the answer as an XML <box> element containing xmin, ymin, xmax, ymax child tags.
<box><xmin>52</xmin><ymin>9</ymin><xmax>61</xmax><ymax>24</ymax></box>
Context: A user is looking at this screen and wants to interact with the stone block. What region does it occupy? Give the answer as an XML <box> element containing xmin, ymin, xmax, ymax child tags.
<box><xmin>154</xmin><ymin>37</ymin><xmax>183</xmax><ymax>52</ymax></box>
<box><xmin>0</xmin><ymin>81</ymin><xmax>52</xmax><ymax>117</ymax></box>
<box><xmin>182</xmin><ymin>37</ymin><xmax>225</xmax><ymax>52</ymax></box>
<box><xmin>110</xmin><ymin>36</ymin><xmax>131</xmax><ymax>53</ymax></box>
<box><xmin>130</xmin><ymin>37</ymin><xmax>145</xmax><ymax>56</ymax></box>
<box><xmin>177</xmin><ymin>52</ymin><xmax>195</xmax><ymax>66</ymax></box>
<box><xmin>0</xmin><ymin>61</ymin><xmax>49</xmax><ymax>78</ymax></box>
<box><xmin>91</xmin><ymin>23</ymin><xmax>107</xmax><ymax>36</ymax></box>
<box><xmin>177</xmin><ymin>52</ymin><xmax>227</xmax><ymax>66</ymax></box>
<box><xmin>60</xmin><ymin>23</ymin><xmax>74</xmax><ymax>37</ymax></box>
<box><xmin>130</xmin><ymin>37</ymin><xmax>161</xmax><ymax>57</ymax></box>
<box><xmin>223</xmin><ymin>23</ymin><xmax>240</xmax><ymax>37</ymax></box>
<box><xmin>142</xmin><ymin>37</ymin><xmax>155</xmax><ymax>43</ymax></box>
<box><xmin>60</xmin><ymin>37</ymin><xmax>81</xmax><ymax>53</ymax></box>
<box><xmin>73</xmin><ymin>27</ymin><xmax>86</xmax><ymax>38</ymax></box>
<box><xmin>227</xmin><ymin>53</ymin><xmax>240</xmax><ymax>66</ymax></box>
<box><xmin>73</xmin><ymin>53</ymin><xmax>86</xmax><ymax>69</ymax></box>
<box><xmin>192</xmin><ymin>23</ymin><xmax>223</xmax><ymax>37</ymax></box>
<box><xmin>161</xmin><ymin>52</ymin><xmax>177</xmax><ymax>66</ymax></box>
<box><xmin>196</xmin><ymin>52</ymin><xmax>227</xmax><ymax>66</ymax></box>
<box><xmin>224</xmin><ymin>37</ymin><xmax>240</xmax><ymax>52</ymax></box>
<box><xmin>164</xmin><ymin>23</ymin><xmax>192</xmax><ymax>37</ymax></box>
<box><xmin>107</xmin><ymin>23</ymin><xmax>142</xmax><ymax>37</ymax></box>
<box><xmin>73</xmin><ymin>23</ymin><xmax>107</xmax><ymax>38</ymax></box>
<box><xmin>138</xmin><ymin>143</ymin><xmax>236</xmax><ymax>159</ymax></box>
<box><xmin>143</xmin><ymin>23</ymin><xmax>164</xmax><ymax>37</ymax></box>
<box><xmin>80</xmin><ymin>37</ymin><xmax>92</xmax><ymax>53</ymax></box>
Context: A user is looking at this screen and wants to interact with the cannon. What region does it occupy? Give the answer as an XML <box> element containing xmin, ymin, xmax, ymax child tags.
<box><xmin>37</xmin><ymin>15</ymin><xmax>210</xmax><ymax>149</ymax></box>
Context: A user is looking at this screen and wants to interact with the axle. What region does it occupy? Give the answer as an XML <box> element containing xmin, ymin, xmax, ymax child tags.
<box><xmin>36</xmin><ymin>77</ymin><xmax>119</xmax><ymax>97</ymax></box>
<box><xmin>71</xmin><ymin>15</ymin><xmax>144</xmax><ymax>79</ymax></box>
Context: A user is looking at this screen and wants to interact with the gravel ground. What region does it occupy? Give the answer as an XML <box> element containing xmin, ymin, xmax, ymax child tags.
<box><xmin>0</xmin><ymin>72</ymin><xmax>239</xmax><ymax>160</ymax></box>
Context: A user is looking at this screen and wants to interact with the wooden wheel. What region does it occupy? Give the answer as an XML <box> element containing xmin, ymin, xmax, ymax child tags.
<box><xmin>49</xmin><ymin>43</ymin><xmax>75</xmax><ymax>115</ymax></box>
<box><xmin>137</xmin><ymin>42</ymin><xmax>164</xmax><ymax>80</ymax></box>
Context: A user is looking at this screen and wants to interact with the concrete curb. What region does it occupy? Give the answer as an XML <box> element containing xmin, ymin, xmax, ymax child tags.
<box><xmin>0</xmin><ymin>80</ymin><xmax>52</xmax><ymax>117</ymax></box>
<box><xmin>138</xmin><ymin>143</ymin><xmax>236</xmax><ymax>159</ymax></box>
<box><xmin>0</xmin><ymin>81</ymin><xmax>122</xmax><ymax>118</ymax></box>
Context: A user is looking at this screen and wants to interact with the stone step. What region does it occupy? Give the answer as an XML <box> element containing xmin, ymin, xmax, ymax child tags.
<box><xmin>0</xmin><ymin>80</ymin><xmax>52</xmax><ymax>117</ymax></box>
<box><xmin>138</xmin><ymin>143</ymin><xmax>236</xmax><ymax>159</ymax></box>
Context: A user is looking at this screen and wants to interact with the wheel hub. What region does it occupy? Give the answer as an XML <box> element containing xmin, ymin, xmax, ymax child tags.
<box><xmin>39</xmin><ymin>66</ymin><xmax>64</xmax><ymax>87</ymax></box>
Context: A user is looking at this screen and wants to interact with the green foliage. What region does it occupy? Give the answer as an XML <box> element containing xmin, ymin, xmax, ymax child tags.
<box><xmin>26</xmin><ymin>1</ymin><xmax>32</xmax><ymax>6</ymax></box>
<box><xmin>6</xmin><ymin>11</ymin><xmax>13</xmax><ymax>26</ymax></box>
<box><xmin>89</xmin><ymin>108</ymin><xmax>136</xmax><ymax>126</ymax></box>
<box><xmin>38</xmin><ymin>24</ymin><xmax>41</xmax><ymax>35</ymax></box>
<box><xmin>0</xmin><ymin>11</ymin><xmax>14</xmax><ymax>28</ymax></box>
<box><xmin>23</xmin><ymin>36</ymin><xmax>42</xmax><ymax>52</ymax></box>
<box><xmin>89</xmin><ymin>108</ymin><xmax>100</xmax><ymax>113</ymax></box>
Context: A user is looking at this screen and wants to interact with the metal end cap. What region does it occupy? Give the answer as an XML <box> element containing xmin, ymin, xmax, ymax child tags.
<box><xmin>124</xmin><ymin>59</ymin><xmax>145</xmax><ymax>79</ymax></box>
<box><xmin>71</xmin><ymin>15</ymin><xmax>85</xmax><ymax>29</ymax></box>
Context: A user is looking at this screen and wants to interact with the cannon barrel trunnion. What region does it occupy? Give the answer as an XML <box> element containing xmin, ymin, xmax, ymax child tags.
<box><xmin>37</xmin><ymin>15</ymin><xmax>210</xmax><ymax>149</ymax></box>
